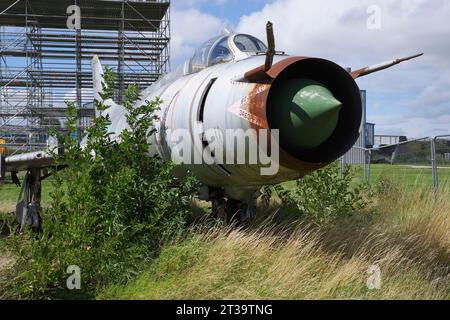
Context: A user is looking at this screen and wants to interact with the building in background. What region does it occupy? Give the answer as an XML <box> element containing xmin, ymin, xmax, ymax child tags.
<box><xmin>0</xmin><ymin>0</ymin><xmax>170</xmax><ymax>153</ymax></box>
<box><xmin>374</xmin><ymin>135</ymin><xmax>408</xmax><ymax>146</ymax></box>
<box><xmin>341</xmin><ymin>90</ymin><xmax>410</xmax><ymax>165</ymax></box>
<box><xmin>365</xmin><ymin>122</ymin><xmax>375</xmax><ymax>148</ymax></box>
<box><xmin>342</xmin><ymin>90</ymin><xmax>376</xmax><ymax>164</ymax></box>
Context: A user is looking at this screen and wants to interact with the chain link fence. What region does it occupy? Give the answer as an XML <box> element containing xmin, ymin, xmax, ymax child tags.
<box><xmin>341</xmin><ymin>135</ymin><xmax>450</xmax><ymax>192</ymax></box>
<box><xmin>434</xmin><ymin>135</ymin><xmax>450</xmax><ymax>190</ymax></box>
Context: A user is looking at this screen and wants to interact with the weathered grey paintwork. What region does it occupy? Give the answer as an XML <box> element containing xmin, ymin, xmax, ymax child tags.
<box><xmin>100</xmin><ymin>34</ymin><xmax>299</xmax><ymax>199</ymax></box>
<box><xmin>3</xmin><ymin>31</ymin><xmax>422</xmax><ymax>202</ymax></box>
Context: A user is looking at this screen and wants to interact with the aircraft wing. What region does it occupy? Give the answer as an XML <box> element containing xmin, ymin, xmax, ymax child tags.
<box><xmin>0</xmin><ymin>136</ymin><xmax>61</xmax><ymax>179</ymax></box>
<box><xmin>2</xmin><ymin>151</ymin><xmax>55</xmax><ymax>173</ymax></box>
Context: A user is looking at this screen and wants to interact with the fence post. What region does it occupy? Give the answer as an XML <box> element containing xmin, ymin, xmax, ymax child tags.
<box><xmin>363</xmin><ymin>150</ymin><xmax>366</xmax><ymax>184</ymax></box>
<box><xmin>430</xmin><ymin>138</ymin><xmax>439</xmax><ymax>194</ymax></box>
<box><xmin>0</xmin><ymin>154</ymin><xmax>5</xmax><ymax>182</ymax></box>
<box><xmin>364</xmin><ymin>149</ymin><xmax>370</xmax><ymax>185</ymax></box>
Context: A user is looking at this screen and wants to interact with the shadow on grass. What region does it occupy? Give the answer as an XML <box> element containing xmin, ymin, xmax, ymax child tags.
<box><xmin>0</xmin><ymin>213</ymin><xmax>14</xmax><ymax>239</ymax></box>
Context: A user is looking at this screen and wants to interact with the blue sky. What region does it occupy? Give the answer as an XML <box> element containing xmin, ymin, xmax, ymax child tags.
<box><xmin>170</xmin><ymin>0</ymin><xmax>450</xmax><ymax>138</ymax></box>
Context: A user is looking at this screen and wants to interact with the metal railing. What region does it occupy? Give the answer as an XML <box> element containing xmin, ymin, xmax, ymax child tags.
<box><xmin>341</xmin><ymin>135</ymin><xmax>450</xmax><ymax>194</ymax></box>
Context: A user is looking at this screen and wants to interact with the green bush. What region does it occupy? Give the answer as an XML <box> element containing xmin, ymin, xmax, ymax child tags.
<box><xmin>265</xmin><ymin>163</ymin><xmax>369</xmax><ymax>225</ymax></box>
<box><xmin>2</xmin><ymin>68</ymin><xmax>198</xmax><ymax>299</ymax></box>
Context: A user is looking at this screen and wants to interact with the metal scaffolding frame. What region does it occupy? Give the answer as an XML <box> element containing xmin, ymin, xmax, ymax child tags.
<box><xmin>0</xmin><ymin>0</ymin><xmax>170</xmax><ymax>153</ymax></box>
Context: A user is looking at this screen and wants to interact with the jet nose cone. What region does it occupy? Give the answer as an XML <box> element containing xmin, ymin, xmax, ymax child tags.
<box><xmin>270</xmin><ymin>79</ymin><xmax>342</xmax><ymax>150</ymax></box>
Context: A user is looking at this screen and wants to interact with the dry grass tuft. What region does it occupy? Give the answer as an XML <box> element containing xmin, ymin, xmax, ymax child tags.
<box><xmin>103</xmin><ymin>185</ymin><xmax>450</xmax><ymax>300</ymax></box>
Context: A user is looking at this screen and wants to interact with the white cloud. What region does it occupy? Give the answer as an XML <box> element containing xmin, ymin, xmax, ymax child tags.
<box><xmin>171</xmin><ymin>8</ymin><xmax>226</xmax><ymax>64</ymax></box>
<box><xmin>167</xmin><ymin>0</ymin><xmax>450</xmax><ymax>137</ymax></box>
<box><xmin>237</xmin><ymin>0</ymin><xmax>450</xmax><ymax>65</ymax></box>
<box><xmin>236</xmin><ymin>0</ymin><xmax>450</xmax><ymax>137</ymax></box>
<box><xmin>411</xmin><ymin>69</ymin><xmax>450</xmax><ymax>118</ymax></box>
<box><xmin>372</xmin><ymin>114</ymin><xmax>450</xmax><ymax>138</ymax></box>
<box><xmin>172</xmin><ymin>0</ymin><xmax>226</xmax><ymax>7</ymax></box>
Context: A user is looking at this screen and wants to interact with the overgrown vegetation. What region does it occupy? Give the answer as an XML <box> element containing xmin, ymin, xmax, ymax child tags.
<box><xmin>102</xmin><ymin>181</ymin><xmax>450</xmax><ymax>300</ymax></box>
<box><xmin>262</xmin><ymin>163</ymin><xmax>369</xmax><ymax>225</ymax></box>
<box><xmin>0</xmin><ymin>71</ymin><xmax>448</xmax><ymax>299</ymax></box>
<box><xmin>0</xmin><ymin>68</ymin><xmax>198</xmax><ymax>299</ymax></box>
<box><xmin>100</xmin><ymin>168</ymin><xmax>449</xmax><ymax>300</ymax></box>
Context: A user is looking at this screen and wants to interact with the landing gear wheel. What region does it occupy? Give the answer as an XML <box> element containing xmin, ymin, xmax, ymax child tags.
<box><xmin>210</xmin><ymin>188</ymin><xmax>258</xmax><ymax>225</ymax></box>
<box><xmin>212</xmin><ymin>197</ymin><xmax>226</xmax><ymax>221</ymax></box>
<box><xmin>224</xmin><ymin>199</ymin><xmax>241</xmax><ymax>224</ymax></box>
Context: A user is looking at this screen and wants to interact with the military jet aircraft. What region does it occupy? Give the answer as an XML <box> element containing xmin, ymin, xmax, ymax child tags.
<box><xmin>0</xmin><ymin>22</ymin><xmax>422</xmax><ymax>230</ymax></box>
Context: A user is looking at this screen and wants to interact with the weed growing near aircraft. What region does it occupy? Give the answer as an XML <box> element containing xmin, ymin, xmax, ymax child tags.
<box><xmin>262</xmin><ymin>163</ymin><xmax>369</xmax><ymax>225</ymax></box>
<box><xmin>1</xmin><ymin>68</ymin><xmax>198</xmax><ymax>299</ymax></box>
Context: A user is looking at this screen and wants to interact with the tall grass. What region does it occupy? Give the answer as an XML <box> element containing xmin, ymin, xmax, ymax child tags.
<box><xmin>102</xmin><ymin>183</ymin><xmax>450</xmax><ymax>300</ymax></box>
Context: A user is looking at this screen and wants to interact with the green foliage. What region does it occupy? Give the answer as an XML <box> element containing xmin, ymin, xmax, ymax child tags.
<box><xmin>3</xmin><ymin>67</ymin><xmax>198</xmax><ymax>299</ymax></box>
<box><xmin>98</xmin><ymin>236</ymin><xmax>207</xmax><ymax>300</ymax></box>
<box><xmin>373</xmin><ymin>175</ymin><xmax>401</xmax><ymax>199</ymax></box>
<box><xmin>264</xmin><ymin>163</ymin><xmax>369</xmax><ymax>225</ymax></box>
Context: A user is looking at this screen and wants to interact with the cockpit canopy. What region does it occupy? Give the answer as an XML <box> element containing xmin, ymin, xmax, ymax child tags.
<box><xmin>188</xmin><ymin>33</ymin><xmax>267</xmax><ymax>74</ymax></box>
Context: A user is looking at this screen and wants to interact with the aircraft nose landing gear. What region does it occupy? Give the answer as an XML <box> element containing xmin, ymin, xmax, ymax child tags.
<box><xmin>222</xmin><ymin>199</ymin><xmax>257</xmax><ymax>224</ymax></box>
<box><xmin>208</xmin><ymin>187</ymin><xmax>258</xmax><ymax>225</ymax></box>
<box><xmin>14</xmin><ymin>168</ymin><xmax>42</xmax><ymax>233</ymax></box>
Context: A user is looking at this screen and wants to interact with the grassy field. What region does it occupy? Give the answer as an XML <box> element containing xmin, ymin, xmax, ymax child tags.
<box><xmin>276</xmin><ymin>164</ymin><xmax>450</xmax><ymax>192</ymax></box>
<box><xmin>351</xmin><ymin>164</ymin><xmax>450</xmax><ymax>188</ymax></box>
<box><xmin>1</xmin><ymin>164</ymin><xmax>448</xmax><ymax>213</ymax></box>
<box><xmin>1</xmin><ymin>165</ymin><xmax>449</xmax><ymax>300</ymax></box>
<box><xmin>101</xmin><ymin>185</ymin><xmax>450</xmax><ymax>300</ymax></box>
<box><xmin>0</xmin><ymin>180</ymin><xmax>53</xmax><ymax>214</ymax></box>
<box><xmin>100</xmin><ymin>167</ymin><xmax>450</xmax><ymax>300</ymax></box>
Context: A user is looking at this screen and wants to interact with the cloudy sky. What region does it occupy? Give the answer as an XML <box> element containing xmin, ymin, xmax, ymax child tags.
<box><xmin>170</xmin><ymin>0</ymin><xmax>450</xmax><ymax>138</ymax></box>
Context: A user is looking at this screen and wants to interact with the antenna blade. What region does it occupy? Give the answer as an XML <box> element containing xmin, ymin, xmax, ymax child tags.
<box><xmin>265</xmin><ymin>21</ymin><xmax>276</xmax><ymax>71</ymax></box>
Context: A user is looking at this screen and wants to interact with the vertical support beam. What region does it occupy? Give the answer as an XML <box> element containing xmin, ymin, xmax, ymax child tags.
<box><xmin>166</xmin><ymin>4</ymin><xmax>171</xmax><ymax>73</ymax></box>
<box><xmin>364</xmin><ymin>149</ymin><xmax>371</xmax><ymax>185</ymax></box>
<box><xmin>431</xmin><ymin>138</ymin><xmax>439</xmax><ymax>195</ymax></box>
<box><xmin>0</xmin><ymin>26</ymin><xmax>3</xmax><ymax>133</ymax></box>
<box><xmin>16</xmin><ymin>168</ymin><xmax>42</xmax><ymax>232</ymax></box>
<box><xmin>76</xmin><ymin>28</ymin><xmax>82</xmax><ymax>132</ymax></box>
<box><xmin>0</xmin><ymin>154</ymin><xmax>5</xmax><ymax>181</ymax></box>
<box><xmin>390</xmin><ymin>145</ymin><xmax>399</xmax><ymax>165</ymax></box>
<box><xmin>25</xmin><ymin>0</ymin><xmax>30</xmax><ymax>151</ymax></box>
<box><xmin>74</xmin><ymin>0</ymin><xmax>83</xmax><ymax>134</ymax></box>
<box><xmin>117</xmin><ymin>0</ymin><xmax>125</xmax><ymax>104</ymax></box>
<box><xmin>363</xmin><ymin>149</ymin><xmax>367</xmax><ymax>184</ymax></box>
<box><xmin>29</xmin><ymin>167</ymin><xmax>42</xmax><ymax>223</ymax></box>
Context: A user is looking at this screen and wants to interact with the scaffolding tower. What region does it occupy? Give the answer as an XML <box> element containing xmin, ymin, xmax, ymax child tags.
<box><xmin>0</xmin><ymin>0</ymin><xmax>170</xmax><ymax>153</ymax></box>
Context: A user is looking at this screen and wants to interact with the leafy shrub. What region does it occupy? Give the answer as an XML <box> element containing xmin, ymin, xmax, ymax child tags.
<box><xmin>264</xmin><ymin>163</ymin><xmax>369</xmax><ymax>225</ymax></box>
<box><xmin>3</xmin><ymin>68</ymin><xmax>198</xmax><ymax>299</ymax></box>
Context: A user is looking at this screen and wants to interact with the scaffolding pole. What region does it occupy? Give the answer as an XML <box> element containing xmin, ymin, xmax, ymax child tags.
<box><xmin>0</xmin><ymin>0</ymin><xmax>170</xmax><ymax>152</ymax></box>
